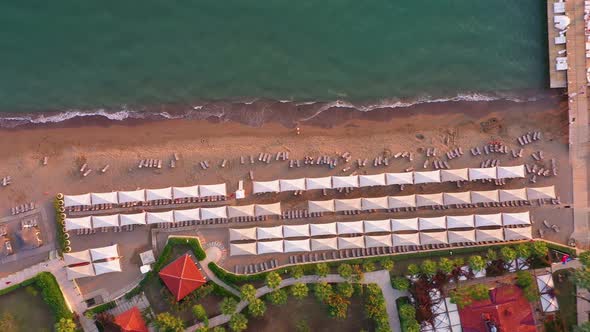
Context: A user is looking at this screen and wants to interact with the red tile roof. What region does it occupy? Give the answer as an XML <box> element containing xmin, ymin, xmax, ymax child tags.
<box><xmin>114</xmin><ymin>306</ymin><xmax>148</xmax><ymax>332</ymax></box>
<box><xmin>159</xmin><ymin>254</ymin><xmax>207</xmax><ymax>301</ymax></box>
<box><xmin>458</xmin><ymin>285</ymin><xmax>536</xmax><ymax>332</ymax></box>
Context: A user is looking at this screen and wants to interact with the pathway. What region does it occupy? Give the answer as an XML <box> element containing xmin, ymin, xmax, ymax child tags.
<box><xmin>188</xmin><ymin>247</ymin><xmax>407</xmax><ymax>331</ymax></box>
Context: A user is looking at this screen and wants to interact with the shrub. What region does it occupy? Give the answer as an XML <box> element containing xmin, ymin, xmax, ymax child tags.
<box><xmin>266</xmin><ymin>289</ymin><xmax>288</xmax><ymax>306</ymax></box>
<box><xmin>420</xmin><ymin>260</ymin><xmax>437</xmax><ymax>277</ymax></box>
<box><xmin>239</xmin><ymin>284</ymin><xmax>256</xmax><ymax>302</ymax></box>
<box><xmin>362</xmin><ymin>261</ymin><xmax>376</xmax><ymax>272</ymax></box>
<box><xmin>290</xmin><ymin>265</ymin><xmax>304</xmax><ymax>279</ymax></box>
<box><xmin>315</xmin><ymin>263</ymin><xmax>329</xmax><ymax>277</ymax></box>
<box><xmin>265</xmin><ymin>272</ymin><xmax>282</xmax><ymax>289</ymax></box>
<box><xmin>54</xmin><ymin>317</ymin><xmax>76</xmax><ymax>332</ymax></box>
<box><xmin>516</xmin><ymin>271</ymin><xmax>534</xmax><ymax>288</ymax></box>
<box><xmin>338</xmin><ymin>264</ymin><xmax>353</xmax><ymax>279</ymax></box>
<box><xmin>468</xmin><ymin>255</ymin><xmax>486</xmax><ymax>272</ymax></box>
<box><xmin>35</xmin><ymin>272</ymin><xmax>73</xmax><ymax>320</ymax></box>
<box><xmin>515</xmin><ymin>243</ymin><xmax>531</xmax><ymax>258</ymax></box>
<box><xmin>192</xmin><ymin>304</ymin><xmax>208</xmax><ymax>326</ymax></box>
<box><xmin>469</xmin><ymin>284</ymin><xmax>489</xmax><ymax>301</ymax></box>
<box><xmin>291</xmin><ymin>283</ymin><xmax>309</xmax><ymax>299</ymax></box>
<box><xmin>438</xmin><ymin>258</ymin><xmax>454</xmax><ymax>274</ymax></box>
<box><xmin>229</xmin><ymin>313</ymin><xmax>248</xmax><ymax>332</ymax></box>
<box><xmin>486</xmin><ymin>249</ymin><xmax>498</xmax><ymax>261</ymax></box>
<box><xmin>85</xmin><ymin>301</ymin><xmax>116</xmax><ymax>317</ymax></box>
<box><xmin>500</xmin><ymin>246</ymin><xmax>517</xmax><ymax>262</ymax></box>
<box><xmin>336</xmin><ymin>282</ymin><xmax>354</xmax><ymax>298</ymax></box>
<box><xmin>391</xmin><ymin>277</ymin><xmax>410</xmax><ymax>291</ymax></box>
<box><xmin>247</xmin><ymin>299</ymin><xmax>266</xmax><ymax>318</ymax></box>
<box><xmin>530</xmin><ymin>241</ymin><xmax>548</xmax><ymax>258</ymax></box>
<box><xmin>380</xmin><ymin>258</ymin><xmax>394</xmax><ymax>271</ymax></box>
<box><xmin>153</xmin><ymin>312</ymin><xmax>184</xmax><ymax>332</ymax></box>
<box><xmin>327</xmin><ymin>293</ymin><xmax>350</xmax><ymax>319</ymax></box>
<box><xmin>407</xmin><ymin>264</ymin><xmax>420</xmax><ymax>276</ymax></box>
<box><xmin>167</xmin><ymin>237</ymin><xmax>207</xmax><ymax>260</ymax></box>
<box><xmin>220</xmin><ymin>297</ymin><xmax>238</xmax><ymax>316</ymax></box>
<box><xmin>364</xmin><ymin>284</ymin><xmax>390</xmax><ymax>331</ymax></box>
<box><xmin>313</xmin><ymin>282</ymin><xmax>333</xmax><ymax>303</ymax></box>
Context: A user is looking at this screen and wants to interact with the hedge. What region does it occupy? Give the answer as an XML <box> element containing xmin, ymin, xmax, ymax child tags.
<box><xmin>53</xmin><ymin>198</ymin><xmax>67</xmax><ymax>257</ymax></box>
<box><xmin>0</xmin><ymin>272</ymin><xmax>73</xmax><ymax>321</ymax></box>
<box><xmin>85</xmin><ymin>300</ymin><xmax>116</xmax><ymax>316</ymax></box>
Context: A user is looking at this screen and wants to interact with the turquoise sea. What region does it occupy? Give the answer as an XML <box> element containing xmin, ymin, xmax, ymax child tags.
<box><xmin>0</xmin><ymin>0</ymin><xmax>548</xmax><ymax>116</ymax></box>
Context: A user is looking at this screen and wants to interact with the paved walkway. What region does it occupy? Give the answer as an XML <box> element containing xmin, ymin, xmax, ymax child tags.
<box><xmin>188</xmin><ymin>247</ymin><xmax>407</xmax><ymax>331</ymax></box>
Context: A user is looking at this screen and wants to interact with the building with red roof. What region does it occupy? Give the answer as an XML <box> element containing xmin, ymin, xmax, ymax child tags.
<box><xmin>458</xmin><ymin>285</ymin><xmax>536</xmax><ymax>332</ymax></box>
<box><xmin>159</xmin><ymin>254</ymin><xmax>207</xmax><ymax>301</ymax></box>
<box><xmin>114</xmin><ymin>306</ymin><xmax>148</xmax><ymax>332</ymax></box>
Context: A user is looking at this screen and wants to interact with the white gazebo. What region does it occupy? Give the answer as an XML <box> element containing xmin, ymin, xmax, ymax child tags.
<box><xmin>199</xmin><ymin>183</ymin><xmax>227</xmax><ymax>197</ymax></box>
<box><xmin>414</xmin><ymin>170</ymin><xmax>441</xmax><ymax>184</ymax></box>
<box><xmin>308</xmin><ymin>199</ymin><xmax>335</xmax><ymax>213</ymax></box>
<box><xmin>361</xmin><ymin>197</ymin><xmax>389</xmax><ymax>210</ymax></box>
<box><xmin>385</xmin><ymin>172</ymin><xmax>414</xmax><ymax>185</ymax></box>
<box><xmin>119</xmin><ymin>212</ymin><xmax>146</xmax><ymax>226</ymax></box>
<box><xmin>66</xmin><ymin>265</ymin><xmax>96</xmax><ymax>280</ymax></box>
<box><xmin>496</xmin><ymin>165</ymin><xmax>525</xmax><ymax>179</ymax></box>
<box><xmin>310</xmin><ymin>223</ymin><xmax>337</xmax><ymax>236</ymax></box>
<box><xmin>419</xmin><ymin>231</ymin><xmax>448</xmax><ymax>245</ymax></box>
<box><xmin>65</xmin><ymin>216</ymin><xmax>92</xmax><ymax>231</ymax></box>
<box><xmin>256</xmin><ymin>226</ymin><xmax>283</xmax><ymax>240</ymax></box>
<box><xmin>359</xmin><ymin>174</ymin><xmax>387</xmax><ymax>187</ymax></box>
<box><xmin>502</xmin><ymin>211</ymin><xmax>530</xmax><ymax>226</ymax></box>
<box><xmin>257</xmin><ymin>241</ymin><xmax>284</xmax><ymax>254</ymax></box>
<box><xmin>173</xmin><ymin>208</ymin><xmax>201</xmax><ymax>222</ymax></box>
<box><xmin>284</xmin><ymin>239</ymin><xmax>311</xmax><ymax>252</ymax></box>
<box><xmin>331</xmin><ymin>175</ymin><xmax>359</xmax><ymax>188</ymax></box>
<box><xmin>392</xmin><ymin>233</ymin><xmax>420</xmax><ymax>246</ymax></box>
<box><xmin>254</xmin><ymin>203</ymin><xmax>282</xmax><ymax>217</ymax></box>
<box><xmin>504</xmin><ymin>227</ymin><xmax>532</xmax><ymax>241</ymax></box>
<box><xmin>363</xmin><ymin>219</ymin><xmax>392</xmax><ymax>233</ymax></box>
<box><xmin>526</xmin><ymin>186</ymin><xmax>556</xmax><ymax>200</ymax></box>
<box><xmin>419</xmin><ymin>217</ymin><xmax>447</xmax><ymax>231</ymax></box>
<box><xmin>91</xmin><ymin>214</ymin><xmax>119</xmax><ymax>228</ymax></box>
<box><xmin>416</xmin><ymin>193</ymin><xmax>444</xmax><ymax>207</ymax></box>
<box><xmin>447</xmin><ymin>230</ymin><xmax>476</xmax><ymax>243</ymax></box>
<box><xmin>89</xmin><ymin>244</ymin><xmax>119</xmax><ymax>261</ymax></box>
<box><xmin>338</xmin><ymin>236</ymin><xmax>365</xmax><ymax>249</ymax></box>
<box><xmin>388</xmin><ymin>195</ymin><xmax>416</xmax><ymax>209</ymax></box>
<box><xmin>230</xmin><ymin>243</ymin><xmax>257</xmax><ymax>256</ymax></box>
<box><xmin>227</xmin><ymin>205</ymin><xmax>256</xmax><ymax>218</ymax></box>
<box><xmin>334</xmin><ymin>198</ymin><xmax>362</xmax><ymax>212</ymax></box>
<box><xmin>475</xmin><ymin>229</ymin><xmax>504</xmax><ymax>242</ymax></box>
<box><xmin>93</xmin><ymin>259</ymin><xmax>122</xmax><ymax>276</ymax></box>
<box><xmin>305</xmin><ymin>177</ymin><xmax>333</xmax><ymax>190</ymax></box>
<box><xmin>117</xmin><ymin>190</ymin><xmax>145</xmax><ymax>204</ymax></box>
<box><xmin>474</xmin><ymin>213</ymin><xmax>502</xmax><ymax>227</ymax></box>
<box><xmin>446</xmin><ymin>215</ymin><xmax>474</xmax><ymax>229</ymax></box>
<box><xmin>336</xmin><ymin>221</ymin><xmax>364</xmax><ymax>235</ymax></box>
<box><xmin>391</xmin><ymin>218</ymin><xmax>419</xmax><ymax>232</ymax></box>
<box><xmin>200</xmin><ymin>207</ymin><xmax>228</xmax><ymax>220</ymax></box>
<box><xmin>443</xmin><ymin>192</ymin><xmax>472</xmax><ymax>205</ymax></box>
<box><xmin>146</xmin><ymin>211</ymin><xmax>174</xmax><ymax>224</ymax></box>
<box><xmin>471</xmin><ymin>190</ymin><xmax>499</xmax><ymax>203</ymax></box>
<box><xmin>364</xmin><ymin>235</ymin><xmax>393</xmax><ymax>248</ymax></box>
<box><xmin>282</xmin><ymin>224</ymin><xmax>310</xmax><ymax>238</ymax></box>
<box><xmin>499</xmin><ymin>188</ymin><xmax>528</xmax><ymax>202</ymax></box>
<box><xmin>440</xmin><ymin>168</ymin><xmax>469</xmax><ymax>182</ymax></box>
<box><xmin>90</xmin><ymin>192</ymin><xmax>119</xmax><ymax>205</ymax></box>
<box><xmin>64</xmin><ymin>194</ymin><xmax>91</xmax><ymax>207</ymax></box>
<box><xmin>279</xmin><ymin>178</ymin><xmax>306</xmax><ymax>192</ymax></box>
<box><xmin>145</xmin><ymin>187</ymin><xmax>172</xmax><ymax>201</ymax></box>
<box><xmin>468</xmin><ymin>168</ymin><xmax>497</xmax><ymax>181</ymax></box>
<box><xmin>311</xmin><ymin>238</ymin><xmax>338</xmax><ymax>251</ymax></box>
<box><xmin>252</xmin><ymin>180</ymin><xmax>280</xmax><ymax>194</ymax></box>
<box><xmin>172</xmin><ymin>185</ymin><xmax>200</xmax><ymax>199</ymax></box>
<box><xmin>229</xmin><ymin>227</ymin><xmax>257</xmax><ymax>241</ymax></box>
<box><xmin>64</xmin><ymin>250</ymin><xmax>91</xmax><ymax>266</ymax></box>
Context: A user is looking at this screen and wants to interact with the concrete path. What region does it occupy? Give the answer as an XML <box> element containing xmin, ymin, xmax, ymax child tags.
<box><xmin>191</xmin><ymin>248</ymin><xmax>407</xmax><ymax>332</ymax></box>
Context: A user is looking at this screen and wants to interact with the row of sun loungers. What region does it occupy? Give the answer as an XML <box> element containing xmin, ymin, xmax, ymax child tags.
<box><xmin>11</xmin><ymin>202</ymin><xmax>35</xmax><ymax>215</ymax></box>
<box><xmin>517</xmin><ymin>131</ymin><xmax>542</xmax><ymax>146</ymax></box>
<box><xmin>65</xmin><ymin>195</ymin><xmax>227</xmax><ymax>212</ymax></box>
<box><xmin>138</xmin><ymin>159</ymin><xmax>162</xmax><ymax>169</ymax></box>
<box><xmin>1</xmin><ymin>176</ymin><xmax>12</xmax><ymax>187</ymax></box>
<box><xmin>234</xmin><ymin>259</ymin><xmax>279</xmax><ymax>274</ymax></box>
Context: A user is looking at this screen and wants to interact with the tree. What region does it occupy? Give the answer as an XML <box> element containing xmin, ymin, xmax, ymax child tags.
<box><xmin>407</xmin><ymin>263</ymin><xmax>420</xmax><ymax>276</ymax></box>
<box><xmin>449</xmin><ymin>287</ymin><xmax>473</xmax><ymax>309</ymax></box>
<box><xmin>391</xmin><ymin>277</ymin><xmax>410</xmax><ymax>291</ymax></box>
<box><xmin>469</xmin><ymin>284</ymin><xmax>490</xmax><ymax>301</ymax></box>
<box><xmin>266</xmin><ymin>289</ymin><xmax>288</xmax><ymax>306</ymax></box>
<box><xmin>54</xmin><ymin>318</ymin><xmax>76</xmax><ymax>332</ymax></box>
<box><xmin>399</xmin><ymin>304</ymin><xmax>416</xmax><ymax>321</ymax></box>
<box><xmin>229</xmin><ymin>313</ymin><xmax>248</xmax><ymax>332</ymax></box>
<box><xmin>265</xmin><ymin>272</ymin><xmax>282</xmax><ymax>289</ymax></box>
<box><xmin>315</xmin><ymin>263</ymin><xmax>329</xmax><ymax>277</ymax></box>
<box><xmin>421</xmin><ymin>259</ymin><xmax>437</xmax><ymax>277</ymax></box>
<box><xmin>438</xmin><ymin>258</ymin><xmax>454</xmax><ymax>274</ymax></box>
<box><xmin>290</xmin><ymin>265</ymin><xmax>304</xmax><ymax>279</ymax></box>
<box><xmin>337</xmin><ymin>282</ymin><xmax>354</xmax><ymax>298</ymax></box>
<box><xmin>574</xmin><ymin>268</ymin><xmax>590</xmax><ymax>290</ymax></box>
<box><xmin>486</xmin><ymin>249</ymin><xmax>498</xmax><ymax>261</ymax></box>
<box><xmin>247</xmin><ymin>298</ymin><xmax>266</xmax><ymax>317</ymax></box>
<box><xmin>0</xmin><ymin>312</ymin><xmax>17</xmax><ymax>332</ymax></box>
<box><xmin>452</xmin><ymin>257</ymin><xmax>465</xmax><ymax>267</ymax></box>
<box><xmin>362</xmin><ymin>261</ymin><xmax>376</xmax><ymax>272</ymax></box>
<box><xmin>192</xmin><ymin>304</ymin><xmax>208</xmax><ymax>326</ymax></box>
<box><xmin>530</xmin><ymin>241</ymin><xmax>548</xmax><ymax>258</ymax></box>
<box><xmin>153</xmin><ymin>312</ymin><xmax>184</xmax><ymax>332</ymax></box>
<box><xmin>380</xmin><ymin>258</ymin><xmax>394</xmax><ymax>271</ymax></box>
<box><xmin>212</xmin><ymin>327</ymin><xmax>227</xmax><ymax>332</ymax></box>
<box><xmin>516</xmin><ymin>271</ymin><xmax>534</xmax><ymax>288</ymax></box>
<box><xmin>580</xmin><ymin>251</ymin><xmax>590</xmax><ymax>267</ymax></box>
<box><xmin>327</xmin><ymin>294</ymin><xmax>350</xmax><ymax>319</ymax></box>
<box><xmin>515</xmin><ymin>243</ymin><xmax>531</xmax><ymax>258</ymax></box>
<box><xmin>313</xmin><ymin>282</ymin><xmax>333</xmax><ymax>303</ymax></box>
<box><xmin>291</xmin><ymin>283</ymin><xmax>309</xmax><ymax>299</ymax></box>
<box><xmin>220</xmin><ymin>297</ymin><xmax>238</xmax><ymax>316</ymax></box>
<box><xmin>468</xmin><ymin>255</ymin><xmax>486</xmax><ymax>272</ymax></box>
<box><xmin>500</xmin><ymin>246</ymin><xmax>517</xmax><ymax>262</ymax></box>
<box><xmin>338</xmin><ymin>264</ymin><xmax>353</xmax><ymax>279</ymax></box>
<box><xmin>240</xmin><ymin>284</ymin><xmax>256</xmax><ymax>302</ymax></box>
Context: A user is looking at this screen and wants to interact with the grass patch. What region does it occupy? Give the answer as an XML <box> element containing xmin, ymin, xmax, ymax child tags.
<box><xmin>553</xmin><ymin>269</ymin><xmax>577</xmax><ymax>332</ymax></box>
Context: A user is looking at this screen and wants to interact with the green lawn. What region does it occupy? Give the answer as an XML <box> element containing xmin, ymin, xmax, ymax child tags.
<box><xmin>552</xmin><ymin>269</ymin><xmax>577</xmax><ymax>332</ymax></box>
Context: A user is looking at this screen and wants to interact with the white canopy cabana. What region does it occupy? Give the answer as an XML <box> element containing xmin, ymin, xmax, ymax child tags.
<box><xmin>447</xmin><ymin>230</ymin><xmax>476</xmax><ymax>243</ymax></box>
<box><xmin>363</xmin><ymin>219</ymin><xmax>392</xmax><ymax>233</ymax></box>
<box><xmin>64</xmin><ymin>250</ymin><xmax>91</xmax><ymax>266</ymax></box>
<box><xmin>414</xmin><ymin>170</ymin><xmax>441</xmax><ymax>184</ymax></box>
<box><xmin>200</xmin><ymin>206</ymin><xmax>228</xmax><ymax>220</ymax></box>
<box><xmin>391</xmin><ymin>218</ymin><xmax>419</xmax><ymax>232</ymax></box>
<box><xmin>359</xmin><ymin>174</ymin><xmax>387</xmax><ymax>187</ymax></box>
<box><xmin>392</xmin><ymin>233</ymin><xmax>421</xmax><ymax>246</ymax></box>
<box><xmin>336</xmin><ymin>221</ymin><xmax>364</xmax><ymax>235</ymax></box>
<box><xmin>468</xmin><ymin>168</ymin><xmax>497</xmax><ymax>180</ymax></box>
<box><xmin>419</xmin><ymin>217</ymin><xmax>447</xmax><ymax>231</ymax></box>
<box><xmin>172</xmin><ymin>185</ymin><xmax>200</xmax><ymax>199</ymax></box>
<box><xmin>119</xmin><ymin>212</ymin><xmax>146</xmax><ymax>226</ymax></box>
<box><xmin>526</xmin><ymin>186</ymin><xmax>556</xmax><ymax>200</ymax></box>
<box><xmin>117</xmin><ymin>190</ymin><xmax>145</xmax><ymax>204</ymax></box>
<box><xmin>416</xmin><ymin>193</ymin><xmax>444</xmax><ymax>207</ymax></box>
<box><xmin>334</xmin><ymin>198</ymin><xmax>362</xmax><ymax>212</ymax></box>
<box><xmin>65</xmin><ymin>216</ymin><xmax>92</xmax><ymax>231</ymax></box>
<box><xmin>388</xmin><ymin>195</ymin><xmax>416</xmax><ymax>209</ymax></box>
<box><xmin>92</xmin><ymin>214</ymin><xmax>119</xmax><ymax>228</ymax></box>
<box><xmin>257</xmin><ymin>241</ymin><xmax>284</xmax><ymax>254</ymax></box>
<box><xmin>446</xmin><ymin>215</ymin><xmax>475</xmax><ymax>229</ymax></box>
<box><xmin>145</xmin><ymin>187</ymin><xmax>172</xmax><ymax>201</ymax></box>
<box><xmin>365</xmin><ymin>234</ymin><xmax>393</xmax><ymax>248</ymax></box>
<box><xmin>229</xmin><ymin>227</ymin><xmax>257</xmax><ymax>241</ymax></box>
<box><xmin>476</xmin><ymin>229</ymin><xmax>504</xmax><ymax>242</ymax></box>
<box><xmin>502</xmin><ymin>211</ymin><xmax>530</xmax><ymax>226</ymax></box>
<box><xmin>385</xmin><ymin>172</ymin><xmax>414</xmax><ymax>185</ymax></box>
<box><xmin>311</xmin><ymin>238</ymin><xmax>338</xmax><ymax>251</ymax></box>
<box><xmin>90</xmin><ymin>244</ymin><xmax>119</xmax><ymax>261</ymax></box>
<box><xmin>253</xmin><ymin>180</ymin><xmax>280</xmax><ymax>194</ymax></box>
<box><xmin>230</xmin><ymin>242</ymin><xmax>257</xmax><ymax>256</ymax></box>
<box><xmin>471</xmin><ymin>190</ymin><xmax>499</xmax><ymax>203</ymax></box>
<box><xmin>308</xmin><ymin>199</ymin><xmax>335</xmax><ymax>213</ymax></box>
<box><xmin>443</xmin><ymin>192</ymin><xmax>472</xmax><ymax>205</ymax></box>
<box><xmin>440</xmin><ymin>168</ymin><xmax>469</xmax><ymax>182</ymax></box>
<box><xmin>93</xmin><ymin>259</ymin><xmax>122</xmax><ymax>276</ymax></box>
<box><xmin>331</xmin><ymin>175</ymin><xmax>359</xmax><ymax>188</ymax></box>
<box><xmin>257</xmin><ymin>226</ymin><xmax>283</xmax><ymax>240</ymax></box>
<box><xmin>254</xmin><ymin>203</ymin><xmax>282</xmax><ymax>216</ymax></box>
<box><xmin>305</xmin><ymin>177</ymin><xmax>333</xmax><ymax>190</ymax></box>
<box><xmin>284</xmin><ymin>239</ymin><xmax>311</xmax><ymax>253</ymax></box>
<box><xmin>279</xmin><ymin>178</ymin><xmax>306</xmax><ymax>192</ymax></box>
<box><xmin>504</xmin><ymin>226</ymin><xmax>532</xmax><ymax>241</ymax></box>
<box><xmin>227</xmin><ymin>205</ymin><xmax>255</xmax><ymax>218</ymax></box>
<box><xmin>536</xmin><ymin>274</ymin><xmax>555</xmax><ymax>293</ymax></box>
<box><xmin>173</xmin><ymin>208</ymin><xmax>201</xmax><ymax>222</ymax></box>
<box><xmin>499</xmin><ymin>188</ymin><xmax>528</xmax><ymax>202</ymax></box>
<box><xmin>146</xmin><ymin>211</ymin><xmax>174</xmax><ymax>224</ymax></box>
<box><xmin>91</xmin><ymin>192</ymin><xmax>119</xmax><ymax>205</ymax></box>
<box><xmin>474</xmin><ymin>213</ymin><xmax>502</xmax><ymax>227</ymax></box>
<box><xmin>420</xmin><ymin>231</ymin><xmax>448</xmax><ymax>245</ymax></box>
<box><xmin>310</xmin><ymin>223</ymin><xmax>337</xmax><ymax>236</ymax></box>
<box><xmin>361</xmin><ymin>197</ymin><xmax>389</xmax><ymax>210</ymax></box>
<box><xmin>283</xmin><ymin>224</ymin><xmax>310</xmax><ymax>238</ymax></box>
<box><xmin>338</xmin><ymin>236</ymin><xmax>365</xmax><ymax>249</ymax></box>
<box><xmin>496</xmin><ymin>165</ymin><xmax>525</xmax><ymax>179</ymax></box>
<box><xmin>64</xmin><ymin>194</ymin><xmax>91</xmax><ymax>207</ymax></box>
<box><xmin>540</xmin><ymin>294</ymin><xmax>559</xmax><ymax>312</ymax></box>
<box><xmin>66</xmin><ymin>264</ymin><xmax>96</xmax><ymax>280</ymax></box>
<box><xmin>199</xmin><ymin>183</ymin><xmax>227</xmax><ymax>197</ymax></box>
